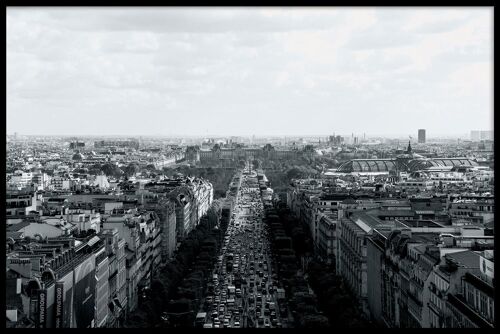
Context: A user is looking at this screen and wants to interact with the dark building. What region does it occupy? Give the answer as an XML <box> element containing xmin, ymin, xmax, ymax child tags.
<box><xmin>69</xmin><ymin>141</ymin><xmax>85</xmax><ymax>149</ymax></box>
<box><xmin>418</xmin><ymin>129</ymin><xmax>426</xmax><ymax>144</ymax></box>
<box><xmin>94</xmin><ymin>140</ymin><xmax>139</xmax><ymax>150</ymax></box>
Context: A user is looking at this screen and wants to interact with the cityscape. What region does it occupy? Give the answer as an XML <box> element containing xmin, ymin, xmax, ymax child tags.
<box><xmin>6</xmin><ymin>7</ymin><xmax>494</xmax><ymax>329</ymax></box>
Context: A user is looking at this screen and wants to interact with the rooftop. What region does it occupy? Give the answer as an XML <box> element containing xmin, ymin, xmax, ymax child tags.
<box><xmin>445</xmin><ymin>250</ymin><xmax>481</xmax><ymax>269</ymax></box>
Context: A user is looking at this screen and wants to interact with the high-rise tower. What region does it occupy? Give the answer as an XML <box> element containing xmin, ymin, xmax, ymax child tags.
<box><xmin>418</xmin><ymin>129</ymin><xmax>426</xmax><ymax>143</ymax></box>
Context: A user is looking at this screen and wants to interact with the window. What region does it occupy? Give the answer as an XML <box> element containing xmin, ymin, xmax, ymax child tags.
<box><xmin>480</xmin><ymin>294</ymin><xmax>487</xmax><ymax>315</ymax></box>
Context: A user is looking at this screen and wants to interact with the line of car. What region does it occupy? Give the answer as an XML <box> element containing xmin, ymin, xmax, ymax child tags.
<box><xmin>199</xmin><ymin>166</ymin><xmax>284</xmax><ymax>328</ymax></box>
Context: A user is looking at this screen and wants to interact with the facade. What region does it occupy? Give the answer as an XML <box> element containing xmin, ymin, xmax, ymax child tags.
<box><xmin>101</xmin><ymin>229</ymin><xmax>127</xmax><ymax>327</ymax></box>
<box><xmin>470</xmin><ymin>131</ymin><xmax>493</xmax><ymax>141</ymax></box>
<box><xmin>418</xmin><ymin>129</ymin><xmax>426</xmax><ymax>144</ymax></box>
<box><xmin>8</xmin><ymin>236</ymin><xmax>104</xmax><ymax>328</ymax></box>
<box><xmin>189</xmin><ymin>143</ymin><xmax>314</xmax><ymax>166</ymax></box>
<box><xmin>445</xmin><ymin>250</ymin><xmax>494</xmax><ymax>328</ymax></box>
<box><xmin>366</xmin><ymin>230</ymin><xmax>386</xmax><ymax>326</ymax></box>
<box><xmin>316</xmin><ymin>213</ymin><xmax>337</xmax><ymax>264</ymax></box>
<box><xmin>156</xmin><ymin>199</ymin><xmax>177</xmax><ymax>261</ymax></box>
<box><xmin>6</xmin><ymin>192</ymin><xmax>39</xmax><ymax>217</ymax></box>
<box><xmin>102</xmin><ymin>211</ymin><xmax>161</xmax><ymax>315</ymax></box>
<box><xmin>365</xmin><ymin>227</ymin><xmax>494</xmax><ymax>329</ymax></box>
<box><xmin>7</xmin><ymin>171</ymin><xmax>34</xmax><ymax>190</ymax></box>
<box><xmin>94</xmin><ymin>140</ymin><xmax>140</xmax><ymax>150</ymax></box>
<box><xmin>94</xmin><ymin>246</ymin><xmax>110</xmax><ymax>327</ymax></box>
<box><xmin>65</xmin><ymin>210</ymin><xmax>101</xmax><ymax>233</ymax></box>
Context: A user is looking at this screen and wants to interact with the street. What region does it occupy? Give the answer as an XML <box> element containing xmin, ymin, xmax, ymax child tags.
<box><xmin>197</xmin><ymin>162</ymin><xmax>287</xmax><ymax>328</ymax></box>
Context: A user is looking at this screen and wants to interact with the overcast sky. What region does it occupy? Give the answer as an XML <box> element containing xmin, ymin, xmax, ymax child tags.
<box><xmin>7</xmin><ymin>7</ymin><xmax>493</xmax><ymax>137</ymax></box>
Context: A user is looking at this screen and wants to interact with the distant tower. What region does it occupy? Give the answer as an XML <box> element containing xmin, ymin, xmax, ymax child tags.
<box><xmin>406</xmin><ymin>140</ymin><xmax>412</xmax><ymax>154</ymax></box>
<box><xmin>14</xmin><ymin>132</ymin><xmax>17</xmax><ymax>142</ymax></box>
<box><xmin>418</xmin><ymin>129</ymin><xmax>426</xmax><ymax>143</ymax></box>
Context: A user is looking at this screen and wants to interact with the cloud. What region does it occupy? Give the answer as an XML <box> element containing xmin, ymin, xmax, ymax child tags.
<box><xmin>6</xmin><ymin>7</ymin><xmax>493</xmax><ymax>136</ymax></box>
<box><xmin>402</xmin><ymin>8</ymin><xmax>470</xmax><ymax>33</ymax></box>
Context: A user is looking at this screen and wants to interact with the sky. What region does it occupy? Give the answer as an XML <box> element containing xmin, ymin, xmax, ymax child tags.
<box><xmin>7</xmin><ymin>7</ymin><xmax>493</xmax><ymax>137</ymax></box>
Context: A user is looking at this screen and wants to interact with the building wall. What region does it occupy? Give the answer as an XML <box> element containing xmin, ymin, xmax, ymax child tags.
<box><xmin>95</xmin><ymin>250</ymin><xmax>109</xmax><ymax>327</ymax></box>
<box><xmin>337</xmin><ymin>218</ymin><xmax>369</xmax><ymax>316</ymax></box>
<box><xmin>162</xmin><ymin>204</ymin><xmax>177</xmax><ymax>260</ymax></box>
<box><xmin>317</xmin><ymin>214</ymin><xmax>337</xmax><ymax>264</ymax></box>
<box><xmin>366</xmin><ymin>237</ymin><xmax>384</xmax><ymax>325</ymax></box>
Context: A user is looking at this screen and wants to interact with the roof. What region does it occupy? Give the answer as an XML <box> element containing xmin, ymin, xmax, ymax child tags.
<box><xmin>87</xmin><ymin>236</ymin><xmax>101</xmax><ymax>247</ymax></box>
<box><xmin>337</xmin><ymin>157</ymin><xmax>478</xmax><ymax>173</ymax></box>
<box><xmin>445</xmin><ymin>250</ymin><xmax>481</xmax><ymax>269</ymax></box>
<box><xmin>351</xmin><ymin>212</ymin><xmax>383</xmax><ymax>232</ymax></box>
<box><xmin>431</xmin><ymin>158</ymin><xmax>478</xmax><ymax>167</ymax></box>
<box><xmin>406</xmin><ymin>159</ymin><xmax>443</xmax><ymax>172</ymax></box>
<box><xmin>72</xmin><ymin>153</ymin><xmax>85</xmax><ymax>160</ymax></box>
<box><xmin>376</xmin><ymin>210</ymin><xmax>415</xmax><ymax>217</ymax></box>
<box><xmin>381</xmin><ymin>201</ymin><xmax>411</xmax><ymax>207</ymax></box>
<box><xmin>402</xmin><ymin>220</ymin><xmax>443</xmax><ymax>228</ymax></box>
<box><xmin>337</xmin><ymin>159</ymin><xmax>398</xmax><ymax>173</ymax></box>
<box><xmin>6</xmin><ymin>231</ymin><xmax>24</xmax><ymax>239</ymax></box>
<box><xmin>7</xmin><ymin>221</ymin><xmax>30</xmax><ymax>232</ymax></box>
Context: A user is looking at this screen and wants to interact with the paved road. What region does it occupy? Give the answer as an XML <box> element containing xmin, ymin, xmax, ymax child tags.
<box><xmin>197</xmin><ymin>163</ymin><xmax>287</xmax><ymax>328</ymax></box>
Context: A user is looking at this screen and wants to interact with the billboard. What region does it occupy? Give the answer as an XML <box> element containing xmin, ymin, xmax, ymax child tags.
<box><xmin>480</xmin><ymin>256</ymin><xmax>494</xmax><ymax>280</ymax></box>
<box><xmin>54</xmin><ymin>282</ymin><xmax>64</xmax><ymax>328</ymax></box>
<box><xmin>45</xmin><ymin>284</ymin><xmax>56</xmax><ymax>328</ymax></box>
<box><xmin>72</xmin><ymin>254</ymin><xmax>96</xmax><ymax>328</ymax></box>
<box><xmin>37</xmin><ymin>289</ymin><xmax>48</xmax><ymax>328</ymax></box>
<box><xmin>58</xmin><ymin>271</ymin><xmax>75</xmax><ymax>328</ymax></box>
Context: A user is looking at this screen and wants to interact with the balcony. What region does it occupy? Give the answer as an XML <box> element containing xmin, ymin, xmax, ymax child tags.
<box><xmin>407</xmin><ymin>293</ymin><xmax>423</xmax><ymax>321</ymax></box>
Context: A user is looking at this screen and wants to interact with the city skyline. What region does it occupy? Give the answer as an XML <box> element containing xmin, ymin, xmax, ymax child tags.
<box><xmin>7</xmin><ymin>7</ymin><xmax>493</xmax><ymax>136</ymax></box>
<box><xmin>5</xmin><ymin>130</ymin><xmax>488</xmax><ymax>140</ymax></box>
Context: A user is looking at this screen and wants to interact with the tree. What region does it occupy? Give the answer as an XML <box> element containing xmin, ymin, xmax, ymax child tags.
<box><xmin>252</xmin><ymin>159</ymin><xmax>261</xmax><ymax>170</ymax></box>
<box><xmin>100</xmin><ymin>163</ymin><xmax>123</xmax><ymax>178</ymax></box>
<box><xmin>302</xmin><ymin>314</ymin><xmax>330</xmax><ymax>328</ymax></box>
<box><xmin>124</xmin><ymin>163</ymin><xmax>140</xmax><ymax>177</ymax></box>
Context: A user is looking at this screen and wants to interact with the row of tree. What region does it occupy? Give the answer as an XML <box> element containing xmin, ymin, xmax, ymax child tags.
<box><xmin>272</xmin><ymin>202</ymin><xmax>371</xmax><ymax>328</ymax></box>
<box><xmin>306</xmin><ymin>259</ymin><xmax>371</xmax><ymax>328</ymax></box>
<box><xmin>124</xmin><ymin>206</ymin><xmax>227</xmax><ymax>328</ymax></box>
<box><xmin>265</xmin><ymin>165</ymin><xmax>320</xmax><ymax>193</ymax></box>
<box><xmin>263</xmin><ymin>203</ymin><xmax>329</xmax><ymax>328</ymax></box>
<box><xmin>77</xmin><ymin>162</ymin><xmax>157</xmax><ymax>178</ymax></box>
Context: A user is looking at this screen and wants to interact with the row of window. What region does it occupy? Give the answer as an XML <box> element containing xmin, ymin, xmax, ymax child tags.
<box><xmin>464</xmin><ymin>282</ymin><xmax>494</xmax><ymax>321</ymax></box>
